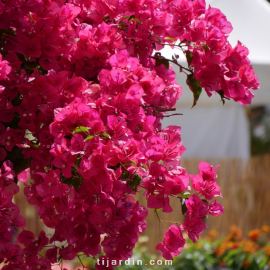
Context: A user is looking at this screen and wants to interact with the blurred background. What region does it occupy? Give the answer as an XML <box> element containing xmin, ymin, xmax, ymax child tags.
<box><xmin>12</xmin><ymin>0</ymin><xmax>270</xmax><ymax>268</ymax></box>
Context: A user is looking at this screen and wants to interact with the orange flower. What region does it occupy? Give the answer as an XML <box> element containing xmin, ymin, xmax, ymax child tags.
<box><xmin>226</xmin><ymin>226</ymin><xmax>242</xmax><ymax>241</ymax></box>
<box><xmin>220</xmin><ymin>261</ymin><xmax>226</xmax><ymax>267</ymax></box>
<box><xmin>242</xmin><ymin>261</ymin><xmax>251</xmax><ymax>267</ymax></box>
<box><xmin>262</xmin><ymin>225</ymin><xmax>270</xmax><ymax>233</ymax></box>
<box><xmin>262</xmin><ymin>245</ymin><xmax>270</xmax><ymax>256</ymax></box>
<box><xmin>242</xmin><ymin>240</ymin><xmax>258</xmax><ymax>253</ymax></box>
<box><xmin>248</xmin><ymin>229</ymin><xmax>260</xmax><ymax>242</ymax></box>
<box><xmin>208</xmin><ymin>230</ymin><xmax>218</xmax><ymax>238</ymax></box>
<box><xmin>215</xmin><ymin>246</ymin><xmax>226</xmax><ymax>257</ymax></box>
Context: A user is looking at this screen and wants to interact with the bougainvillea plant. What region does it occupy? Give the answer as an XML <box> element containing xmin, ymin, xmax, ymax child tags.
<box><xmin>0</xmin><ymin>0</ymin><xmax>259</xmax><ymax>269</ymax></box>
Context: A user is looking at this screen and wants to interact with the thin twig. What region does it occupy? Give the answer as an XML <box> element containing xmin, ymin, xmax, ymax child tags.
<box><xmin>77</xmin><ymin>255</ymin><xmax>86</xmax><ymax>269</ymax></box>
<box><xmin>150</xmin><ymin>55</ymin><xmax>193</xmax><ymax>73</ymax></box>
<box><xmin>149</xmin><ymin>38</ymin><xmax>187</xmax><ymax>49</ymax></box>
<box><xmin>156</xmin><ymin>108</ymin><xmax>177</xmax><ymax>112</ymax></box>
<box><xmin>156</xmin><ymin>113</ymin><xmax>183</xmax><ymax>118</ymax></box>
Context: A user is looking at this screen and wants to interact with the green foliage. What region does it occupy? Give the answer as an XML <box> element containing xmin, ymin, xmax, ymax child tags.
<box><xmin>114</xmin><ymin>239</ymin><xmax>220</xmax><ymax>270</ymax></box>
<box><xmin>180</xmin><ymin>191</ymin><xmax>192</xmax><ymax>199</ymax></box>
<box><xmin>155</xmin><ymin>57</ymin><xmax>170</xmax><ymax>70</ymax></box>
<box><xmin>85</xmin><ymin>135</ymin><xmax>94</xmax><ymax>141</ymax></box>
<box><xmin>102</xmin><ymin>132</ymin><xmax>111</xmax><ymax>139</ymax></box>
<box><xmin>186</xmin><ymin>74</ymin><xmax>202</xmax><ymax>108</ymax></box>
<box><xmin>77</xmin><ymin>228</ymin><xmax>270</xmax><ymax>270</ymax></box>
<box><xmin>181</xmin><ymin>198</ymin><xmax>188</xmax><ymax>215</ymax></box>
<box><xmin>116</xmin><ymin>230</ymin><xmax>270</xmax><ymax>270</ymax></box>
<box><xmin>129</xmin><ymin>174</ymin><xmax>142</xmax><ymax>191</ymax></box>
<box><xmin>251</xmin><ymin>135</ymin><xmax>270</xmax><ymax>155</ymax></box>
<box><xmin>217</xmin><ymin>90</ymin><xmax>228</xmax><ymax>105</ymax></box>
<box><xmin>171</xmin><ymin>240</ymin><xmax>219</xmax><ymax>270</ymax></box>
<box><xmin>72</xmin><ymin>126</ymin><xmax>89</xmax><ymax>134</ymax></box>
<box><xmin>186</xmin><ymin>51</ymin><xmax>193</xmax><ymax>67</ymax></box>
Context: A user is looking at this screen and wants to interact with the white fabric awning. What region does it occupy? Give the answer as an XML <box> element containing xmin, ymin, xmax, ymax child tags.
<box><xmin>206</xmin><ymin>0</ymin><xmax>270</xmax><ymax>65</ymax></box>
<box><xmin>162</xmin><ymin>106</ymin><xmax>250</xmax><ymax>159</ymax></box>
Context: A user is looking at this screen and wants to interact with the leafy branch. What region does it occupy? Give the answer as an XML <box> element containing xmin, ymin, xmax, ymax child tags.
<box><xmin>150</xmin><ymin>54</ymin><xmax>193</xmax><ymax>73</ymax></box>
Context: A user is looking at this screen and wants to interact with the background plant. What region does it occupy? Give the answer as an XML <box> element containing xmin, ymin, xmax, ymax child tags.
<box><xmin>76</xmin><ymin>226</ymin><xmax>270</xmax><ymax>270</ymax></box>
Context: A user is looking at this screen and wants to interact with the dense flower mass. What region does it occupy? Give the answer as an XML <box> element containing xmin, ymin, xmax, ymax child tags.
<box><xmin>0</xmin><ymin>0</ymin><xmax>259</xmax><ymax>269</ymax></box>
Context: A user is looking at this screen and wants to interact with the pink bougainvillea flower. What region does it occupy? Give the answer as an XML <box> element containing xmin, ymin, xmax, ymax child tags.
<box><xmin>156</xmin><ymin>225</ymin><xmax>186</xmax><ymax>260</ymax></box>
<box><xmin>180</xmin><ymin>217</ymin><xmax>206</xmax><ymax>243</ymax></box>
<box><xmin>185</xmin><ymin>194</ymin><xmax>209</xmax><ymax>218</ymax></box>
<box><xmin>0</xmin><ymin>54</ymin><xmax>11</xmax><ymax>81</ymax></box>
<box><xmin>17</xmin><ymin>169</ymin><xmax>29</xmax><ymax>183</ymax></box>
<box><xmin>191</xmin><ymin>173</ymin><xmax>222</xmax><ymax>200</ymax></box>
<box><xmin>198</xmin><ymin>161</ymin><xmax>220</xmax><ymax>181</ymax></box>
<box><xmin>209</xmin><ymin>200</ymin><xmax>224</xmax><ymax>216</ymax></box>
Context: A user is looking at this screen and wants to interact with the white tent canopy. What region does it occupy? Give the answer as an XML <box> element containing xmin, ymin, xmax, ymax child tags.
<box><xmin>161</xmin><ymin>0</ymin><xmax>270</xmax><ymax>159</ymax></box>
<box><xmin>207</xmin><ymin>0</ymin><xmax>270</xmax><ymax>65</ymax></box>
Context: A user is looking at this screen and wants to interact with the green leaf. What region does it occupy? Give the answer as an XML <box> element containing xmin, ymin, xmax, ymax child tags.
<box><xmin>186</xmin><ymin>74</ymin><xmax>202</xmax><ymax>108</ymax></box>
<box><xmin>103</xmin><ymin>15</ymin><xmax>110</xmax><ymax>22</ymax></box>
<box><xmin>180</xmin><ymin>191</ymin><xmax>192</xmax><ymax>199</ymax></box>
<box><xmin>155</xmin><ymin>208</ymin><xmax>162</xmax><ymax>213</ymax></box>
<box><xmin>14</xmin><ymin>176</ymin><xmax>18</xmax><ymax>184</ymax></box>
<box><xmin>123</xmin><ymin>15</ymin><xmax>142</xmax><ymax>24</ymax></box>
<box><xmin>129</xmin><ymin>174</ymin><xmax>142</xmax><ymax>191</ymax></box>
<box><xmin>102</xmin><ymin>132</ymin><xmax>111</xmax><ymax>139</ymax></box>
<box><xmin>132</xmin><ymin>17</ymin><xmax>142</xmax><ymax>24</ymax></box>
<box><xmin>127</xmin><ymin>161</ymin><xmax>137</xmax><ymax>166</ymax></box>
<box><xmin>33</xmin><ymin>143</ymin><xmax>40</xmax><ymax>149</ymax></box>
<box><xmin>181</xmin><ymin>198</ymin><xmax>188</xmax><ymax>215</ymax></box>
<box><xmin>157</xmin><ymin>160</ymin><xmax>164</xmax><ymax>165</ymax></box>
<box><xmin>164</xmin><ymin>37</ymin><xmax>175</xmax><ymax>41</ymax></box>
<box><xmin>217</xmin><ymin>89</ymin><xmax>230</xmax><ymax>105</ymax></box>
<box><xmin>75</xmin><ymin>157</ymin><xmax>82</xmax><ymax>168</ymax></box>
<box><xmin>202</xmin><ymin>199</ymin><xmax>209</xmax><ymax>204</ymax></box>
<box><xmin>180</xmin><ymin>39</ymin><xmax>187</xmax><ymax>44</ymax></box>
<box><xmin>137</xmin><ymin>124</ymin><xmax>143</xmax><ymax>131</ymax></box>
<box><xmin>72</xmin><ymin>126</ymin><xmax>89</xmax><ymax>134</ymax></box>
<box><xmin>258</xmin><ymin>256</ymin><xmax>268</xmax><ymax>268</ymax></box>
<box><xmin>85</xmin><ymin>135</ymin><xmax>94</xmax><ymax>141</ymax></box>
<box><xmin>119</xmin><ymin>21</ymin><xmax>126</xmax><ymax>28</ymax></box>
<box><xmin>155</xmin><ymin>58</ymin><xmax>170</xmax><ymax>70</ymax></box>
<box><xmin>186</xmin><ymin>51</ymin><xmax>193</xmax><ymax>67</ymax></box>
<box><xmin>121</xmin><ymin>171</ymin><xmax>130</xmax><ymax>181</ymax></box>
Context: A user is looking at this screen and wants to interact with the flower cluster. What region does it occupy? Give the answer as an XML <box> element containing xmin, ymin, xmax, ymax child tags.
<box><xmin>0</xmin><ymin>0</ymin><xmax>259</xmax><ymax>268</ymax></box>
<box><xmin>0</xmin><ymin>161</ymin><xmax>27</xmax><ymax>266</ymax></box>
<box><xmin>213</xmin><ymin>225</ymin><xmax>270</xmax><ymax>269</ymax></box>
<box><xmin>156</xmin><ymin>163</ymin><xmax>223</xmax><ymax>260</ymax></box>
<box><xmin>186</xmin><ymin>7</ymin><xmax>260</xmax><ymax>104</ymax></box>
